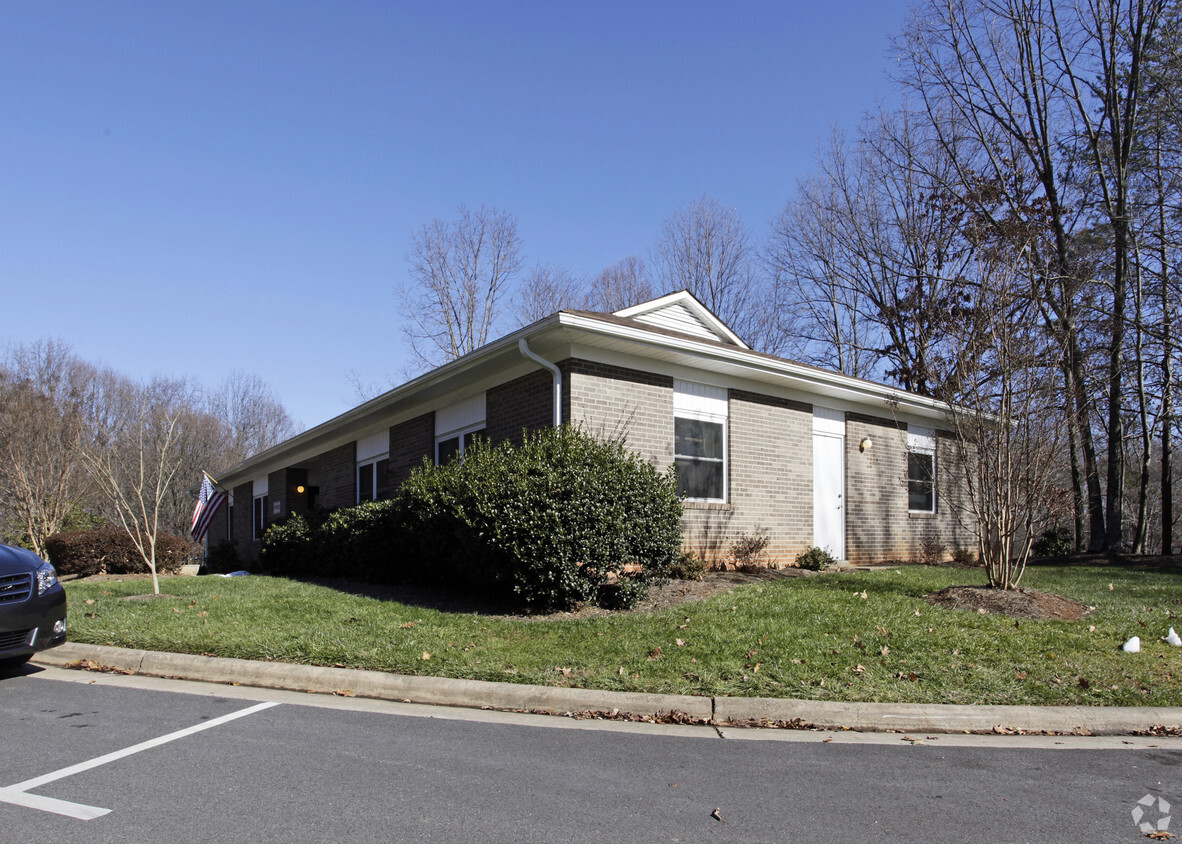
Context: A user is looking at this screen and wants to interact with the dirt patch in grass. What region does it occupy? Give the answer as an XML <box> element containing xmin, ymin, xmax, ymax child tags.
<box><xmin>924</xmin><ymin>585</ymin><xmax>1090</xmax><ymax>620</ymax></box>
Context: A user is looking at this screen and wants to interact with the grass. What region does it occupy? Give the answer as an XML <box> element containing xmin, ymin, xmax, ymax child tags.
<box><xmin>62</xmin><ymin>565</ymin><xmax>1182</xmax><ymax>707</ymax></box>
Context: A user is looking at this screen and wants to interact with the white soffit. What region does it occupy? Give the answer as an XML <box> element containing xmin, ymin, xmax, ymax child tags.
<box><xmin>436</xmin><ymin>393</ymin><xmax>486</xmax><ymax>436</ymax></box>
<box><xmin>813</xmin><ymin>406</ymin><xmax>846</xmax><ymax>435</ymax></box>
<box><xmin>356</xmin><ymin>430</ymin><xmax>389</xmax><ymax>462</ymax></box>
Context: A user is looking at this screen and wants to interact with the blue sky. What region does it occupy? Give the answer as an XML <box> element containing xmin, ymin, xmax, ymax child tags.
<box><xmin>1</xmin><ymin>1</ymin><xmax>909</xmax><ymax>430</ymax></box>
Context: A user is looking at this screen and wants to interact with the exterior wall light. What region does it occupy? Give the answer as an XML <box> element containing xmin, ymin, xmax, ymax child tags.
<box><xmin>296</xmin><ymin>485</ymin><xmax>306</xmax><ymax>494</ymax></box>
<box><xmin>859</xmin><ymin>437</ymin><xmax>873</xmax><ymax>453</ymax></box>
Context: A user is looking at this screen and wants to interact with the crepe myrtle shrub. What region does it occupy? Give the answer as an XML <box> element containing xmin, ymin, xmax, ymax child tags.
<box><xmin>45</xmin><ymin>526</ymin><xmax>190</xmax><ymax>577</ymax></box>
<box><xmin>396</xmin><ymin>426</ymin><xmax>683</xmax><ymax>610</ymax></box>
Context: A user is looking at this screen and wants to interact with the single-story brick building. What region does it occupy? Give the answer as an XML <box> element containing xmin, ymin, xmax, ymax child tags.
<box><xmin>206</xmin><ymin>291</ymin><xmax>972</xmax><ymax>566</ymax></box>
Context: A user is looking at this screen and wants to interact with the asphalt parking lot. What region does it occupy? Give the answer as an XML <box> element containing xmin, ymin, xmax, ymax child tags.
<box><xmin>4</xmin><ymin>665</ymin><xmax>1182</xmax><ymax>842</ymax></box>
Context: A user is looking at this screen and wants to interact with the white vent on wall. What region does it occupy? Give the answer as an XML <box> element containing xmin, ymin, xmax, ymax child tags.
<box><xmin>435</xmin><ymin>394</ymin><xmax>487</xmax><ymax>436</ymax></box>
<box><xmin>356</xmin><ymin>430</ymin><xmax>389</xmax><ymax>462</ymax></box>
<box><xmin>813</xmin><ymin>406</ymin><xmax>845</xmax><ymax>435</ymax></box>
<box><xmin>907</xmin><ymin>425</ymin><xmax>935</xmax><ymax>452</ymax></box>
<box><xmin>674</xmin><ymin>380</ymin><xmax>727</xmax><ymax>420</ymax></box>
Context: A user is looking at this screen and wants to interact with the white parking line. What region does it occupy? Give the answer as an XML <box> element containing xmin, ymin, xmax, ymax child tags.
<box><xmin>0</xmin><ymin>700</ymin><xmax>281</xmax><ymax>820</ymax></box>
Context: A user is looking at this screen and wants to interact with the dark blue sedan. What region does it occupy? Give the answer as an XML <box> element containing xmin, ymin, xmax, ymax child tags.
<box><xmin>0</xmin><ymin>544</ymin><xmax>66</xmax><ymax>672</ymax></box>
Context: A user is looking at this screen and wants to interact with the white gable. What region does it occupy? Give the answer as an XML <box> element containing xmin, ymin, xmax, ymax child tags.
<box><xmin>613</xmin><ymin>291</ymin><xmax>749</xmax><ymax>349</ymax></box>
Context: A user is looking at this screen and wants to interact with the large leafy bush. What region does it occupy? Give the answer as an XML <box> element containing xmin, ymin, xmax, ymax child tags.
<box><xmin>45</xmin><ymin>526</ymin><xmax>191</xmax><ymax>577</ymax></box>
<box><xmin>260</xmin><ymin>426</ymin><xmax>683</xmax><ymax>610</ymax></box>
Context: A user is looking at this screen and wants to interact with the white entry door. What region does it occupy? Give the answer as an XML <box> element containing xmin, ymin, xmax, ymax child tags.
<box><xmin>813</xmin><ymin>431</ymin><xmax>845</xmax><ymax>559</ymax></box>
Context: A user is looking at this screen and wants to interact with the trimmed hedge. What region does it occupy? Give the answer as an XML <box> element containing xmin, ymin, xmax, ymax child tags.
<box><xmin>260</xmin><ymin>426</ymin><xmax>683</xmax><ymax>611</ymax></box>
<box><xmin>45</xmin><ymin>526</ymin><xmax>191</xmax><ymax>577</ymax></box>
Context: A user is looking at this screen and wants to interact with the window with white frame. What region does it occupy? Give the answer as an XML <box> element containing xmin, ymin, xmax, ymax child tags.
<box><xmin>673</xmin><ymin>380</ymin><xmax>727</xmax><ymax>502</ymax></box>
<box><xmin>907</xmin><ymin>425</ymin><xmax>936</xmax><ymax>513</ymax></box>
<box><xmin>435</xmin><ymin>394</ymin><xmax>486</xmax><ymax>465</ymax></box>
<box><xmin>356</xmin><ymin>431</ymin><xmax>391</xmax><ymax>503</ymax></box>
<box><xmin>251</xmin><ymin>477</ymin><xmax>269</xmax><ymax>540</ymax></box>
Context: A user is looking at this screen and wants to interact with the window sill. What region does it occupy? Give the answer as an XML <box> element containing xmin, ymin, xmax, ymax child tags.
<box><xmin>908</xmin><ymin>510</ymin><xmax>937</xmax><ymax>518</ymax></box>
<box><xmin>683</xmin><ymin>500</ymin><xmax>731</xmax><ymax>511</ymax></box>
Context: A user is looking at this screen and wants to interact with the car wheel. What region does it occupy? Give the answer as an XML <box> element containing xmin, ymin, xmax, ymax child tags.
<box><xmin>0</xmin><ymin>655</ymin><xmax>32</xmax><ymax>674</ymax></box>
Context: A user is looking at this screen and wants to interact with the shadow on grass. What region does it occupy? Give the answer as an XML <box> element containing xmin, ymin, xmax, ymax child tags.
<box><xmin>1027</xmin><ymin>551</ymin><xmax>1182</xmax><ymax>572</ymax></box>
<box><xmin>290</xmin><ymin>576</ymin><xmax>524</xmax><ymax>616</ymax></box>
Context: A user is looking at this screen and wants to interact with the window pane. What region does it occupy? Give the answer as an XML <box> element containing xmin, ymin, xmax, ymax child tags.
<box><xmin>437</xmin><ymin>437</ymin><xmax>460</xmax><ymax>464</ymax></box>
<box><xmin>675</xmin><ymin>418</ymin><xmax>723</xmax><ymax>459</ymax></box>
<box><xmin>675</xmin><ymin>456</ymin><xmax>723</xmax><ymax>500</ymax></box>
<box><xmin>908</xmin><ymin>452</ymin><xmax>934</xmax><ymax>511</ymax></box>
<box><xmin>462</xmin><ymin>428</ymin><xmax>486</xmax><ymax>452</ymax></box>
<box><xmin>358</xmin><ymin>462</ymin><xmax>374</xmax><ymax>502</ymax></box>
<box><xmin>375</xmin><ymin>458</ymin><xmax>391</xmax><ymax>499</ymax></box>
<box><xmin>253</xmin><ymin>496</ymin><xmax>268</xmax><ymax>540</ymax></box>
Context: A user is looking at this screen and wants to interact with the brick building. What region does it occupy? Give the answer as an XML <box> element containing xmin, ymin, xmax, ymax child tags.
<box><xmin>206</xmin><ymin>291</ymin><xmax>972</xmax><ymax>566</ymax></box>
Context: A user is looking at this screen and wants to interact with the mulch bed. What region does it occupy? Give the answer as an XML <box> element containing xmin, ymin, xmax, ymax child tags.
<box><xmin>924</xmin><ymin>586</ymin><xmax>1091</xmax><ymax>620</ymax></box>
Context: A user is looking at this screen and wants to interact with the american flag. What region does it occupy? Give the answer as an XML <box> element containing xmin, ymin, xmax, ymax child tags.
<box><xmin>190</xmin><ymin>472</ymin><xmax>228</xmax><ymax>542</ymax></box>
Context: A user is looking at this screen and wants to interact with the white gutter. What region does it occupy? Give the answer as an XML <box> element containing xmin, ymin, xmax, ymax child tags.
<box><xmin>518</xmin><ymin>338</ymin><xmax>562</xmax><ymax>425</ymax></box>
<box><xmin>555</xmin><ymin>312</ymin><xmax>952</xmax><ymax>419</ymax></box>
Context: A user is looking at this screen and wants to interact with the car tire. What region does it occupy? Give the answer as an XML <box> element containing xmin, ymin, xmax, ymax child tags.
<box><xmin>0</xmin><ymin>655</ymin><xmax>32</xmax><ymax>674</ymax></box>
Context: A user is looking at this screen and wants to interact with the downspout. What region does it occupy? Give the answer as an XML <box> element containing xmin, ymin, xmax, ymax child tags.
<box><xmin>518</xmin><ymin>338</ymin><xmax>562</xmax><ymax>426</ymax></box>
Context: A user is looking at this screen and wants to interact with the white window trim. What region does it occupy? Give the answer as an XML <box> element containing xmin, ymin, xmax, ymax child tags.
<box><xmin>435</xmin><ymin>425</ymin><xmax>484</xmax><ymax>464</ymax></box>
<box><xmin>252</xmin><ymin>493</ymin><xmax>268</xmax><ymax>540</ymax></box>
<box><xmin>357</xmin><ymin>452</ymin><xmax>389</xmax><ymax>502</ymax></box>
<box><xmin>674</xmin><ymin>381</ymin><xmax>728</xmax><ymax>503</ymax></box>
<box><xmin>907</xmin><ymin>425</ymin><xmax>937</xmax><ymax>514</ymax></box>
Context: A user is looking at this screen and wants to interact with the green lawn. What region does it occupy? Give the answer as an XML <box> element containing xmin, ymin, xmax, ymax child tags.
<box><xmin>62</xmin><ymin>564</ymin><xmax>1182</xmax><ymax>707</ymax></box>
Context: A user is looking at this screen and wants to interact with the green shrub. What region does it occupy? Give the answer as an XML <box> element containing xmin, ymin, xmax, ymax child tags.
<box><xmin>795</xmin><ymin>546</ymin><xmax>835</xmax><ymax>572</ymax></box>
<box><xmin>260</xmin><ymin>426</ymin><xmax>684</xmax><ymax>612</ymax></box>
<box><xmin>397</xmin><ymin>426</ymin><xmax>683</xmax><ymax>610</ymax></box>
<box><xmin>1032</xmin><ymin>528</ymin><xmax>1074</xmax><ymax>557</ymax></box>
<box><xmin>204</xmin><ymin>540</ymin><xmax>243</xmax><ymax>574</ymax></box>
<box><xmin>669</xmin><ymin>551</ymin><xmax>707</xmax><ymax>581</ymax></box>
<box><xmin>45</xmin><ymin>526</ymin><xmax>191</xmax><ymax>577</ymax></box>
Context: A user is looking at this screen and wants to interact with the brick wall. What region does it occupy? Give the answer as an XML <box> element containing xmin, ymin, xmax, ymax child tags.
<box><xmin>486</xmin><ymin>369</ymin><xmax>554</xmax><ymax>446</ymax></box>
<box><xmin>566</xmin><ymin>363</ymin><xmax>818</xmax><ymax>567</ymax></box>
<box><xmin>389</xmin><ymin>412</ymin><xmax>434</xmax><ymax>488</ymax></box>
<box><xmin>845</xmin><ymin>413</ymin><xmax>973</xmax><ymax>563</ymax></box>
<box><xmin>204</xmin><ymin>501</ymin><xmax>230</xmax><ymax>548</ymax></box>
<box><xmin>566</xmin><ymin>359</ymin><xmax>674</xmax><ymax>466</ymax></box>
<box><xmin>304</xmin><ymin>442</ymin><xmax>357</xmax><ymax>511</ymax></box>
<box><xmin>232</xmin><ymin>481</ymin><xmax>258</xmax><ymax>563</ymax></box>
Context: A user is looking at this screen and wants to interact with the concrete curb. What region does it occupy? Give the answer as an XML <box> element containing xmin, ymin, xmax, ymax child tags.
<box><xmin>33</xmin><ymin>643</ymin><xmax>1182</xmax><ymax>736</ymax></box>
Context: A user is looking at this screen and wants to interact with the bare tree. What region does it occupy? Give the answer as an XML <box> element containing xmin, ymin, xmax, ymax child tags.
<box><xmin>207</xmin><ymin>370</ymin><xmax>297</xmax><ymax>466</ymax></box>
<box><xmin>584</xmin><ymin>256</ymin><xmax>654</xmax><ymax>312</ymax></box>
<box><xmin>898</xmin><ymin>0</ymin><xmax>1109</xmax><ymax>550</ymax></box>
<box><xmin>768</xmin><ymin>112</ymin><xmax>976</xmax><ymax>392</ymax></box>
<box><xmin>0</xmin><ymin>340</ymin><xmax>96</xmax><ymax>556</ymax></box>
<box><xmin>80</xmin><ymin>375</ymin><xmax>194</xmax><ymax>594</ymax></box>
<box><xmin>941</xmin><ymin>252</ymin><xmax>1064</xmax><ymax>588</ymax></box>
<box><xmin>653</xmin><ymin>196</ymin><xmax>772</xmax><ymax>347</ymax></box>
<box><xmin>400</xmin><ymin>204</ymin><xmax>524</xmax><ymax>367</ymax></box>
<box><xmin>513</xmin><ymin>263</ymin><xmax>585</xmax><ymax>325</ymax></box>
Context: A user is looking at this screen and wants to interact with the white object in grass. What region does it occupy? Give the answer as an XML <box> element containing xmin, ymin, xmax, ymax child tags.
<box><xmin>1165</xmin><ymin>628</ymin><xmax>1181</xmax><ymax>647</ymax></box>
<box><xmin>1122</xmin><ymin>636</ymin><xmax>1141</xmax><ymax>653</ymax></box>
